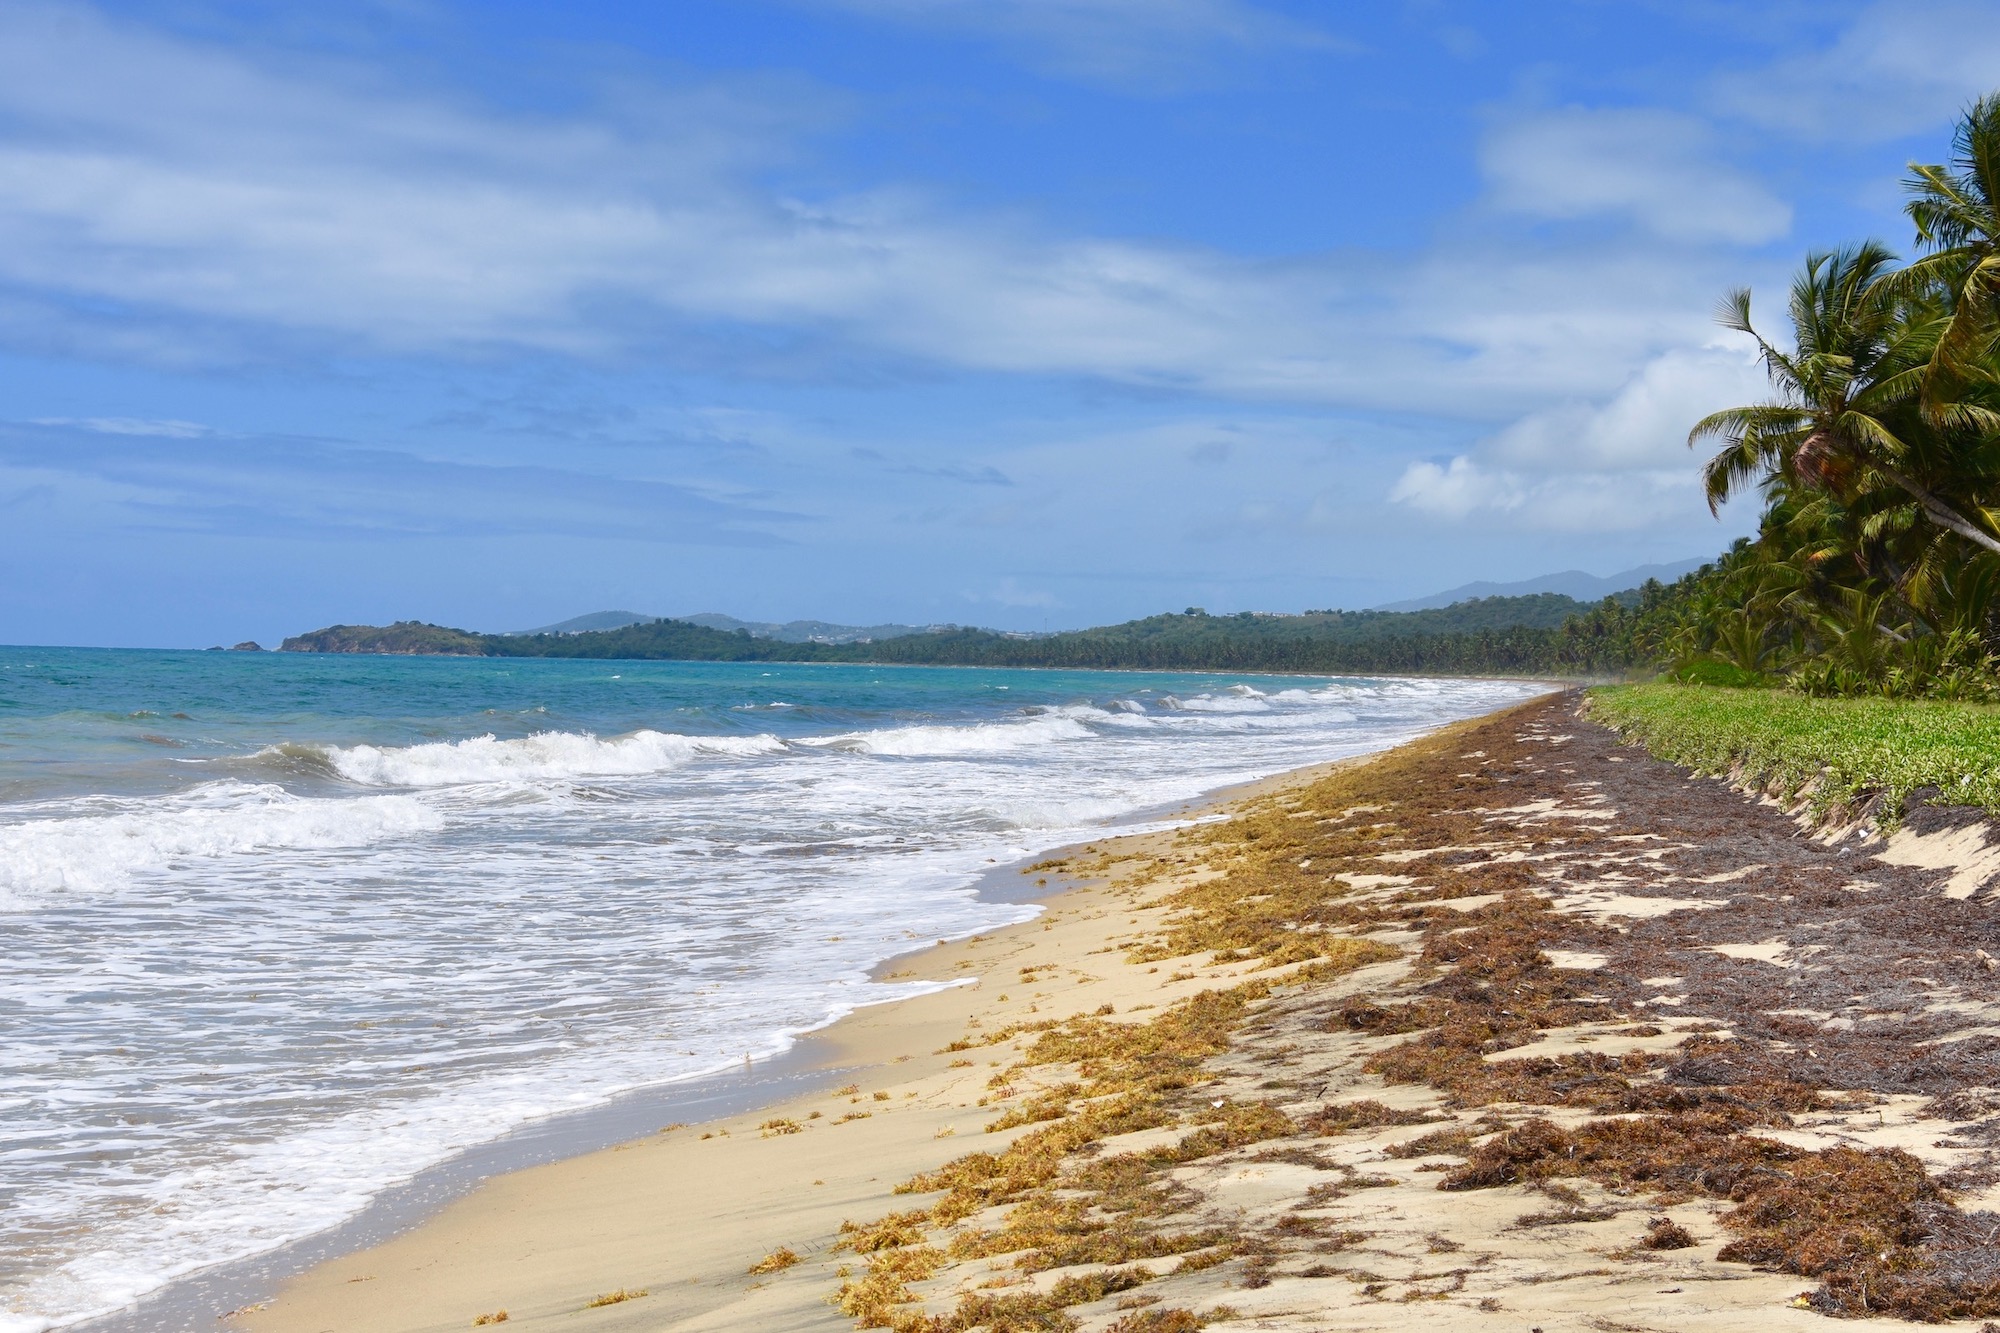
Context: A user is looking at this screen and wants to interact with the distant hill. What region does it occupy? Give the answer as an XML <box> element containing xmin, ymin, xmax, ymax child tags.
<box><xmin>278</xmin><ymin>591</ymin><xmax>1619</xmax><ymax>673</ymax></box>
<box><xmin>508</xmin><ymin>610</ymin><xmax>657</xmax><ymax>635</ymax></box>
<box><xmin>281</xmin><ymin>621</ymin><xmax>490</xmax><ymax>655</ymax></box>
<box><xmin>675</xmin><ymin>613</ymin><xmax>946</xmax><ymax>644</ymax></box>
<box><xmin>507</xmin><ymin>609</ymin><xmax>947</xmax><ymax>644</ymax></box>
<box><xmin>1374</xmin><ymin>558</ymin><xmax>1708</xmax><ymax>612</ymax></box>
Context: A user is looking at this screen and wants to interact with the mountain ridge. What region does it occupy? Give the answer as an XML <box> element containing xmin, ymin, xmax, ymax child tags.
<box><xmin>1373</xmin><ymin>558</ymin><xmax>1708</xmax><ymax>612</ymax></box>
<box><xmin>506</xmin><ymin>610</ymin><xmax>949</xmax><ymax>643</ymax></box>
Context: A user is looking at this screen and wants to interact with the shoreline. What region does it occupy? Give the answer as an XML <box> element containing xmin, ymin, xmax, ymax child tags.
<box><xmin>223</xmin><ymin>808</ymin><xmax>1299</xmax><ymax>1332</ymax></box>
<box><xmin>58</xmin><ymin>739</ymin><xmax>1407</xmax><ymax>1333</ymax></box>
<box><xmin>196</xmin><ymin>689</ymin><xmax>2000</xmax><ymax>1331</ymax></box>
<box><xmin>0</xmin><ymin>642</ymin><xmax>1594</xmax><ymax>690</ymax></box>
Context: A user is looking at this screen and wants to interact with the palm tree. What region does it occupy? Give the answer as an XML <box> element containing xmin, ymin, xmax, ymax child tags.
<box><xmin>1903</xmin><ymin>94</ymin><xmax>2000</xmax><ymax>405</ymax></box>
<box><xmin>1688</xmin><ymin>243</ymin><xmax>2000</xmax><ymax>557</ymax></box>
<box><xmin>1808</xmin><ymin>585</ymin><xmax>1909</xmax><ymax>684</ymax></box>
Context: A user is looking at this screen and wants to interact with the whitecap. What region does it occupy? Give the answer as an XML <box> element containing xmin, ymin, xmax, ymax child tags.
<box><xmin>1170</xmin><ymin>692</ymin><xmax>1272</xmax><ymax>714</ymax></box>
<box><xmin>0</xmin><ymin>783</ymin><xmax>442</xmax><ymax>907</ymax></box>
<box><xmin>293</xmin><ymin>730</ymin><xmax>787</xmax><ymax>788</ymax></box>
<box><xmin>809</xmin><ymin>714</ymin><xmax>1094</xmax><ymax>756</ymax></box>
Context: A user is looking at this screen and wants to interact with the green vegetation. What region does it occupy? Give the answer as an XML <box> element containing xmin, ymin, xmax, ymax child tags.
<box><xmin>487</xmin><ymin>619</ymin><xmax>844</xmax><ymax>662</ymax></box>
<box><xmin>1649</xmin><ymin>96</ymin><xmax>2000</xmax><ymax>700</ymax></box>
<box><xmin>280</xmin><ymin>620</ymin><xmax>491</xmax><ymax>655</ymax></box>
<box><xmin>827</xmin><ymin>596</ymin><xmax>1649</xmax><ymax>675</ymax></box>
<box><xmin>1589</xmin><ymin>683</ymin><xmax>2000</xmax><ymax>825</ymax></box>
<box><xmin>281</xmin><ymin>591</ymin><xmax>1674</xmax><ymax>676</ymax></box>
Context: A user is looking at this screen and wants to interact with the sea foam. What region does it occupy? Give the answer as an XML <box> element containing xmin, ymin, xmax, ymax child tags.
<box><xmin>0</xmin><ymin>654</ymin><xmax>1547</xmax><ymax>1332</ymax></box>
<box><xmin>298</xmin><ymin>729</ymin><xmax>788</xmax><ymax>787</ymax></box>
<box><xmin>0</xmin><ymin>783</ymin><xmax>441</xmax><ymax>908</ymax></box>
<box><xmin>809</xmin><ymin>712</ymin><xmax>1097</xmax><ymax>756</ymax></box>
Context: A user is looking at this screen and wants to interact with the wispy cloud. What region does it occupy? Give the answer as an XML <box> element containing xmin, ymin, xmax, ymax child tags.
<box><xmin>0</xmin><ymin>421</ymin><xmax>796</xmax><ymax>543</ymax></box>
<box><xmin>851</xmin><ymin>447</ymin><xmax>1012</xmax><ymax>485</ymax></box>
<box><xmin>0</xmin><ymin>3</ymin><xmax>1774</xmax><ymax>422</ymax></box>
<box><xmin>795</xmin><ymin>0</ymin><xmax>1349</xmax><ymax>91</ymax></box>
<box><xmin>966</xmin><ymin>576</ymin><xmax>1057</xmax><ymax>607</ymax></box>
<box><xmin>1711</xmin><ymin>0</ymin><xmax>2000</xmax><ymax>141</ymax></box>
<box><xmin>1482</xmin><ymin>107</ymin><xmax>1791</xmax><ymax>245</ymax></box>
<box><xmin>31</xmin><ymin>416</ymin><xmax>211</xmax><ymax>438</ymax></box>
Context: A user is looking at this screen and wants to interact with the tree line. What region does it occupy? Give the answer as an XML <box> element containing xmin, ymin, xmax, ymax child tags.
<box><xmin>1658</xmin><ymin>95</ymin><xmax>2000</xmax><ymax>699</ymax></box>
<box><xmin>284</xmin><ymin>590</ymin><xmax>1683</xmax><ymax>677</ymax></box>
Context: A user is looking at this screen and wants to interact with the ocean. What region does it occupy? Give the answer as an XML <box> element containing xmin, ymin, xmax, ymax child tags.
<box><xmin>0</xmin><ymin>648</ymin><xmax>1544</xmax><ymax>1331</ymax></box>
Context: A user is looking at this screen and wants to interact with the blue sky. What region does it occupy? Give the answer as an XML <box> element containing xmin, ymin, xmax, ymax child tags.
<box><xmin>2</xmin><ymin>0</ymin><xmax>1996</xmax><ymax>646</ymax></box>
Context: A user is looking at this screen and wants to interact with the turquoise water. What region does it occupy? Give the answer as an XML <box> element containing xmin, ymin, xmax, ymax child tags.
<box><xmin>0</xmin><ymin>649</ymin><xmax>1543</xmax><ymax>1330</ymax></box>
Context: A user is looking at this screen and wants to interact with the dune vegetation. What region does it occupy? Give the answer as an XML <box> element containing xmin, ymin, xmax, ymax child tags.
<box><xmin>1588</xmin><ymin>684</ymin><xmax>2000</xmax><ymax>827</ymax></box>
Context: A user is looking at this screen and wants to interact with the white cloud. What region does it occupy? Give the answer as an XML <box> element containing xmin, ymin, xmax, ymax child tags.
<box><xmin>1390</xmin><ymin>456</ymin><xmax>1521</xmax><ymax>520</ymax></box>
<box><xmin>1389</xmin><ymin>343</ymin><xmax>1767</xmax><ymax>532</ymax></box>
<box><xmin>31</xmin><ymin>416</ymin><xmax>211</xmax><ymax>438</ymax></box>
<box><xmin>1711</xmin><ymin>1</ymin><xmax>2000</xmax><ymax>142</ymax></box>
<box><xmin>1482</xmin><ymin>107</ymin><xmax>1791</xmax><ymax>244</ymax></box>
<box><xmin>1484</xmin><ymin>344</ymin><xmax>1767</xmax><ymax>471</ymax></box>
<box><xmin>0</xmin><ymin>4</ymin><xmax>1768</xmax><ymax>422</ymax></box>
<box><xmin>1</xmin><ymin>421</ymin><xmax>792</xmax><ymax>543</ymax></box>
<box><xmin>798</xmin><ymin>0</ymin><xmax>1346</xmax><ymax>91</ymax></box>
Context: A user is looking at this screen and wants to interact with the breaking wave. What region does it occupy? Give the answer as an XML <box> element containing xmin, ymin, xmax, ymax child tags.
<box><xmin>0</xmin><ymin>783</ymin><xmax>441</xmax><ymax>907</ymax></box>
<box><xmin>283</xmin><ymin>730</ymin><xmax>789</xmax><ymax>788</ymax></box>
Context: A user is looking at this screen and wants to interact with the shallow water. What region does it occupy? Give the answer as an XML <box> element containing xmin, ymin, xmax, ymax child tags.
<box><xmin>0</xmin><ymin>649</ymin><xmax>1544</xmax><ymax>1331</ymax></box>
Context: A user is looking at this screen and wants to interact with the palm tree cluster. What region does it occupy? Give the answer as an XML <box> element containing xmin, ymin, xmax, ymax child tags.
<box><xmin>1678</xmin><ymin>94</ymin><xmax>2000</xmax><ymax>697</ymax></box>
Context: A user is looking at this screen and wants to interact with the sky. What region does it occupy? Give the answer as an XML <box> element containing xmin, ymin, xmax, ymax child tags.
<box><xmin>2</xmin><ymin>0</ymin><xmax>1998</xmax><ymax>647</ymax></box>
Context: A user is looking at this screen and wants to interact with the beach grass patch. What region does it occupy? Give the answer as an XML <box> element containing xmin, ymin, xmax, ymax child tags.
<box><xmin>1587</xmin><ymin>684</ymin><xmax>2000</xmax><ymax>829</ymax></box>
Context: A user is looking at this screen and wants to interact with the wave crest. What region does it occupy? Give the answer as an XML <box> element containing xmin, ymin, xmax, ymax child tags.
<box><xmin>0</xmin><ymin>783</ymin><xmax>441</xmax><ymax>907</ymax></box>
<box><xmin>287</xmin><ymin>730</ymin><xmax>788</xmax><ymax>787</ymax></box>
<box><xmin>813</xmin><ymin>714</ymin><xmax>1096</xmax><ymax>757</ymax></box>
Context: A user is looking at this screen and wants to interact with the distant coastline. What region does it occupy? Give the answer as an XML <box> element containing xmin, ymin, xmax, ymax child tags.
<box><xmin>276</xmin><ymin>586</ymin><xmax>1681</xmax><ymax>677</ymax></box>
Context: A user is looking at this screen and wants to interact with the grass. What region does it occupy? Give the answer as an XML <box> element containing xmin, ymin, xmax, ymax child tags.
<box><xmin>1587</xmin><ymin>683</ymin><xmax>2000</xmax><ymax>827</ymax></box>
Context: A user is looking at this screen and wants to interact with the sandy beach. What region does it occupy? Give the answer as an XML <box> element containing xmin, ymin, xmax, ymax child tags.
<box><xmin>231</xmin><ymin>690</ymin><xmax>2000</xmax><ymax>1333</ymax></box>
<box><xmin>229</xmin><ymin>763</ymin><xmax>1364</xmax><ymax>1333</ymax></box>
